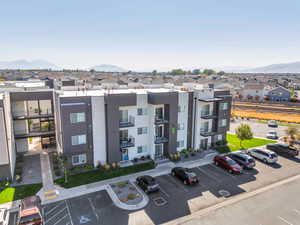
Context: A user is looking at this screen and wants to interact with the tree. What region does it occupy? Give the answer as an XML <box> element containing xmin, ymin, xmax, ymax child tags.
<box><xmin>285</xmin><ymin>127</ymin><xmax>298</xmax><ymax>140</ymax></box>
<box><xmin>192</xmin><ymin>69</ymin><xmax>201</xmax><ymax>75</ymax></box>
<box><xmin>152</xmin><ymin>70</ymin><xmax>157</xmax><ymax>75</ymax></box>
<box><xmin>58</xmin><ymin>154</ymin><xmax>68</xmax><ymax>183</ymax></box>
<box><xmin>217</xmin><ymin>71</ymin><xmax>226</xmax><ymax>76</ymax></box>
<box><xmin>170</xmin><ymin>69</ymin><xmax>185</xmax><ymax>75</ymax></box>
<box><xmin>235</xmin><ymin>123</ymin><xmax>253</xmax><ymax>149</ymax></box>
<box><xmin>202</xmin><ymin>69</ymin><xmax>216</xmax><ymax>75</ymax></box>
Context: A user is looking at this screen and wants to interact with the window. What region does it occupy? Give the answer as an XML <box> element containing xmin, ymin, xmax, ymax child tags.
<box><xmin>119</xmin><ymin>110</ymin><xmax>128</xmax><ymax>122</ymax></box>
<box><xmin>217</xmin><ymin>134</ymin><xmax>223</xmax><ymax>141</ymax></box>
<box><xmin>137</xmin><ymin>146</ymin><xmax>147</xmax><ymax>154</ymax></box>
<box><xmin>70</xmin><ymin>112</ymin><xmax>86</xmax><ymax>123</ymax></box>
<box><xmin>137</xmin><ymin>108</ymin><xmax>148</xmax><ymax>116</ymax></box>
<box><xmin>72</xmin><ymin>154</ymin><xmax>87</xmax><ymax>165</ymax></box>
<box><xmin>177</xmin><ymin>141</ymin><xmax>184</xmax><ymax>148</ymax></box>
<box><xmin>220</xmin><ymin>102</ymin><xmax>228</xmax><ymax>110</ymax></box>
<box><xmin>201</xmin><ymin>104</ymin><xmax>210</xmax><ymax>116</ymax></box>
<box><xmin>219</xmin><ymin>119</ymin><xmax>227</xmax><ymax>127</ymax></box>
<box><xmin>137</xmin><ymin>127</ymin><xmax>148</xmax><ymax>135</ymax></box>
<box><xmin>177</xmin><ymin>123</ymin><xmax>185</xmax><ymax>130</ymax></box>
<box><xmin>178</xmin><ymin>105</ymin><xmax>185</xmax><ymax>112</ymax></box>
<box><xmin>71</xmin><ymin>134</ymin><xmax>86</xmax><ymax>145</ymax></box>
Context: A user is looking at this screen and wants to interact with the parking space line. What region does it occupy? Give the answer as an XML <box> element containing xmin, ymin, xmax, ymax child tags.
<box><xmin>167</xmin><ymin>174</ymin><xmax>189</xmax><ymax>193</ymax></box>
<box><xmin>45</xmin><ymin>206</ymin><xmax>67</xmax><ymax>224</ymax></box>
<box><xmin>53</xmin><ymin>214</ymin><xmax>68</xmax><ymax>225</ymax></box>
<box><xmin>209</xmin><ymin>164</ymin><xmax>238</xmax><ymax>180</ymax></box>
<box><xmin>44</xmin><ymin>201</ymin><xmax>65</xmax><ymax>216</ymax></box>
<box><xmin>88</xmin><ymin>197</ymin><xmax>100</xmax><ymax>222</ymax></box>
<box><xmin>293</xmin><ymin>209</ymin><xmax>300</xmax><ymax>214</ymax></box>
<box><xmin>65</xmin><ymin>200</ymin><xmax>74</xmax><ymax>225</ymax></box>
<box><xmin>197</xmin><ymin>166</ymin><xmax>221</xmax><ymax>183</ymax></box>
<box><xmin>278</xmin><ymin>216</ymin><xmax>293</xmax><ymax>225</ymax></box>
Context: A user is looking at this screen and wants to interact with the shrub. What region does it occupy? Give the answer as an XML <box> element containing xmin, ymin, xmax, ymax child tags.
<box><xmin>191</xmin><ymin>152</ymin><xmax>196</xmax><ymax>157</ymax></box>
<box><xmin>96</xmin><ymin>161</ymin><xmax>102</xmax><ymax>169</ymax></box>
<box><xmin>54</xmin><ymin>169</ymin><xmax>61</xmax><ymax>177</ymax></box>
<box><xmin>117</xmin><ymin>181</ymin><xmax>128</xmax><ymax>188</ymax></box>
<box><xmin>146</xmin><ymin>155</ymin><xmax>151</xmax><ymax>159</ymax></box>
<box><xmin>184</xmin><ymin>153</ymin><xmax>189</xmax><ymax>158</ymax></box>
<box><xmin>111</xmin><ymin>163</ymin><xmax>117</xmax><ymax>169</ymax></box>
<box><xmin>73</xmin><ymin>167</ymin><xmax>81</xmax><ymax>174</ymax></box>
<box><xmin>85</xmin><ymin>164</ymin><xmax>94</xmax><ymax>171</ymax></box>
<box><xmin>127</xmin><ymin>193</ymin><xmax>137</xmax><ymax>200</ymax></box>
<box><xmin>103</xmin><ymin>164</ymin><xmax>111</xmax><ymax>170</ymax></box>
<box><xmin>15</xmin><ymin>175</ymin><xmax>22</xmax><ymax>183</ymax></box>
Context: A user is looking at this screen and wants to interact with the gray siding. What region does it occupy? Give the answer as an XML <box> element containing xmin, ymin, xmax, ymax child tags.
<box><xmin>0</xmin><ymin>164</ymin><xmax>11</xmax><ymax>180</ymax></box>
<box><xmin>104</xmin><ymin>93</ymin><xmax>137</xmax><ymax>163</ymax></box>
<box><xmin>148</xmin><ymin>92</ymin><xmax>178</xmax><ymax>156</ymax></box>
<box><xmin>10</xmin><ymin>91</ymin><xmax>53</xmax><ymax>101</ymax></box>
<box><xmin>187</xmin><ymin>92</ymin><xmax>194</xmax><ymax>149</ymax></box>
<box><xmin>60</xmin><ymin>97</ymin><xmax>94</xmax><ymax>166</ymax></box>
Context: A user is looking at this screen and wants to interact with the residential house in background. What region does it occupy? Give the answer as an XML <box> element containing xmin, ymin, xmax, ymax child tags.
<box><xmin>265</xmin><ymin>86</ymin><xmax>291</xmax><ymax>101</ymax></box>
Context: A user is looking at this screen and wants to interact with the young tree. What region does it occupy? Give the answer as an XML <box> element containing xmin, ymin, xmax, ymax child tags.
<box><xmin>285</xmin><ymin>127</ymin><xmax>298</xmax><ymax>140</ymax></box>
<box><xmin>235</xmin><ymin>123</ymin><xmax>253</xmax><ymax>149</ymax></box>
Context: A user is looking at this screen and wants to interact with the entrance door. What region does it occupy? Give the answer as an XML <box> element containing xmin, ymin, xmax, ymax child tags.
<box><xmin>200</xmin><ymin>138</ymin><xmax>208</xmax><ymax>150</ymax></box>
<box><xmin>122</xmin><ymin>149</ymin><xmax>129</xmax><ymax>161</ymax></box>
<box><xmin>155</xmin><ymin>125</ymin><xmax>164</xmax><ymax>137</ymax></box>
<box><xmin>155</xmin><ymin>144</ymin><xmax>163</xmax><ymax>160</ymax></box>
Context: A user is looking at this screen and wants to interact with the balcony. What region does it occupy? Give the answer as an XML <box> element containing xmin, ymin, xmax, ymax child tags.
<box><xmin>200</xmin><ymin>113</ymin><xmax>217</xmax><ymax>119</ymax></box>
<box><xmin>155</xmin><ymin>136</ymin><xmax>169</xmax><ymax>144</ymax></box>
<box><xmin>13</xmin><ymin>114</ymin><xmax>54</xmax><ymax>120</ymax></box>
<box><xmin>119</xmin><ymin>116</ymin><xmax>135</xmax><ymax>128</ymax></box>
<box><xmin>120</xmin><ymin>137</ymin><xmax>135</xmax><ymax>148</ymax></box>
<box><xmin>15</xmin><ymin>131</ymin><xmax>55</xmax><ymax>139</ymax></box>
<box><xmin>154</xmin><ymin>117</ymin><xmax>169</xmax><ymax>125</ymax></box>
<box><xmin>200</xmin><ymin>129</ymin><xmax>216</xmax><ymax>137</ymax></box>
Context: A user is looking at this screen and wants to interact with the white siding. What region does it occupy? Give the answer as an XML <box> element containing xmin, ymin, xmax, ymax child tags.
<box><xmin>177</xmin><ymin>92</ymin><xmax>189</xmax><ymax>151</ymax></box>
<box><xmin>0</xmin><ymin>108</ymin><xmax>9</xmax><ymax>165</ymax></box>
<box><xmin>91</xmin><ymin>96</ymin><xmax>107</xmax><ymax>166</ymax></box>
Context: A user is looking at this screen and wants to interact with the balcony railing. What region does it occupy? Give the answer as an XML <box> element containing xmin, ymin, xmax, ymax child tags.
<box><xmin>200</xmin><ymin>113</ymin><xmax>217</xmax><ymax>119</ymax></box>
<box><xmin>13</xmin><ymin>114</ymin><xmax>54</xmax><ymax>120</ymax></box>
<box><xmin>200</xmin><ymin>129</ymin><xmax>216</xmax><ymax>137</ymax></box>
<box><xmin>120</xmin><ymin>137</ymin><xmax>135</xmax><ymax>148</ymax></box>
<box><xmin>119</xmin><ymin>116</ymin><xmax>135</xmax><ymax>128</ymax></box>
<box><xmin>154</xmin><ymin>117</ymin><xmax>169</xmax><ymax>125</ymax></box>
<box><xmin>155</xmin><ymin>136</ymin><xmax>169</xmax><ymax>144</ymax></box>
<box><xmin>14</xmin><ymin>131</ymin><xmax>55</xmax><ymax>139</ymax></box>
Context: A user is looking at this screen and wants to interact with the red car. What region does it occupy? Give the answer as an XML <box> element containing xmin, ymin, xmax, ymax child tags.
<box><xmin>214</xmin><ymin>155</ymin><xmax>243</xmax><ymax>174</ymax></box>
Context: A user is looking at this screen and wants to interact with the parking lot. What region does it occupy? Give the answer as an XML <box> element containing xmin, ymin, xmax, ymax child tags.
<box><xmin>8</xmin><ymin>152</ymin><xmax>300</xmax><ymax>225</ymax></box>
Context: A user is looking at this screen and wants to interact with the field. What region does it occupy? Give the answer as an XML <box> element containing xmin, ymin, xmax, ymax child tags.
<box><xmin>232</xmin><ymin>109</ymin><xmax>300</xmax><ymax>124</ymax></box>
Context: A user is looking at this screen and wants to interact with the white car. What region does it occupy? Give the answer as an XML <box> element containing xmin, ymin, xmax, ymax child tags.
<box><xmin>266</xmin><ymin>130</ymin><xmax>278</xmax><ymax>139</ymax></box>
<box><xmin>0</xmin><ymin>208</ymin><xmax>9</xmax><ymax>225</ymax></box>
<box><xmin>247</xmin><ymin>148</ymin><xmax>278</xmax><ymax>164</ymax></box>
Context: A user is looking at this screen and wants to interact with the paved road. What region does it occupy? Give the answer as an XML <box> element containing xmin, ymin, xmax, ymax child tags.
<box><xmin>173</xmin><ymin>176</ymin><xmax>300</xmax><ymax>225</ymax></box>
<box><xmin>230</xmin><ymin>120</ymin><xmax>289</xmax><ymax>139</ymax></box>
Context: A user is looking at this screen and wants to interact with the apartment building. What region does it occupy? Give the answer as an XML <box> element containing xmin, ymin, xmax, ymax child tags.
<box><xmin>0</xmin><ymin>84</ymin><xmax>231</xmax><ymax>180</ymax></box>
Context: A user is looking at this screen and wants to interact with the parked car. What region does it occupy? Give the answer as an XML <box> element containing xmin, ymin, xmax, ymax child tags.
<box><xmin>136</xmin><ymin>175</ymin><xmax>160</xmax><ymax>193</ymax></box>
<box><xmin>247</xmin><ymin>148</ymin><xmax>278</xmax><ymax>163</ymax></box>
<box><xmin>0</xmin><ymin>208</ymin><xmax>9</xmax><ymax>225</ymax></box>
<box><xmin>213</xmin><ymin>155</ymin><xmax>243</xmax><ymax>174</ymax></box>
<box><xmin>266</xmin><ymin>130</ymin><xmax>278</xmax><ymax>139</ymax></box>
<box><xmin>171</xmin><ymin>167</ymin><xmax>199</xmax><ymax>185</ymax></box>
<box><xmin>266</xmin><ymin>143</ymin><xmax>299</xmax><ymax>157</ymax></box>
<box><xmin>228</xmin><ymin>152</ymin><xmax>256</xmax><ymax>169</ymax></box>
<box><xmin>268</xmin><ymin>120</ymin><xmax>278</xmax><ymax>128</ymax></box>
<box><xmin>18</xmin><ymin>195</ymin><xmax>43</xmax><ymax>225</ymax></box>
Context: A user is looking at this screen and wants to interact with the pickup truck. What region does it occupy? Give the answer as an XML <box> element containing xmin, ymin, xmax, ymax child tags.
<box><xmin>266</xmin><ymin>143</ymin><xmax>299</xmax><ymax>157</ymax></box>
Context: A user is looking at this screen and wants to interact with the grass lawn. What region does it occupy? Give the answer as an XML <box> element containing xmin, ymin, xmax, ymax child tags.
<box><xmin>0</xmin><ymin>183</ymin><xmax>42</xmax><ymax>204</ymax></box>
<box><xmin>55</xmin><ymin>161</ymin><xmax>155</xmax><ymax>188</ymax></box>
<box><xmin>216</xmin><ymin>134</ymin><xmax>277</xmax><ymax>154</ymax></box>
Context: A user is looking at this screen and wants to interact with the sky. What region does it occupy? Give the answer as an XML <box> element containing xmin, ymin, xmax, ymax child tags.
<box><xmin>1</xmin><ymin>0</ymin><xmax>300</xmax><ymax>71</ymax></box>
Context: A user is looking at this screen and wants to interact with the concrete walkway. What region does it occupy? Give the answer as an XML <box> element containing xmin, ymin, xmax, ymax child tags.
<box><xmin>39</xmin><ymin>152</ymin><xmax>59</xmax><ymax>201</ymax></box>
<box><xmin>40</xmin><ymin>151</ymin><xmax>217</xmax><ymax>210</ymax></box>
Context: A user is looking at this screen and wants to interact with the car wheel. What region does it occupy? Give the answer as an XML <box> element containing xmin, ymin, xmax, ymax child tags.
<box><xmin>215</xmin><ymin>161</ymin><xmax>219</xmax><ymax>166</ymax></box>
<box><xmin>263</xmin><ymin>158</ymin><xmax>267</xmax><ymax>163</ymax></box>
<box><xmin>229</xmin><ymin>169</ymin><xmax>233</xmax><ymax>174</ymax></box>
<box><xmin>183</xmin><ymin>180</ymin><xmax>187</xmax><ymax>185</ymax></box>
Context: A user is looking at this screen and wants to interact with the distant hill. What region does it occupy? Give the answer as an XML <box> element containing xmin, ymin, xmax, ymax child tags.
<box><xmin>0</xmin><ymin>59</ymin><xmax>59</xmax><ymax>70</ymax></box>
<box><xmin>89</xmin><ymin>64</ymin><xmax>127</xmax><ymax>72</ymax></box>
<box><xmin>243</xmin><ymin>62</ymin><xmax>300</xmax><ymax>73</ymax></box>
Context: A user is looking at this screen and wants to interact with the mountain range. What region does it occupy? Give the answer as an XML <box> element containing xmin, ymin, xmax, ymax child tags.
<box><xmin>1</xmin><ymin>59</ymin><xmax>300</xmax><ymax>73</ymax></box>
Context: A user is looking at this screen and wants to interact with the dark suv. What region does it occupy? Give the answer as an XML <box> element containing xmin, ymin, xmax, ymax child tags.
<box><xmin>171</xmin><ymin>167</ymin><xmax>199</xmax><ymax>185</ymax></box>
<box><xmin>136</xmin><ymin>175</ymin><xmax>160</xmax><ymax>193</ymax></box>
<box><xmin>266</xmin><ymin>143</ymin><xmax>299</xmax><ymax>157</ymax></box>
<box><xmin>228</xmin><ymin>152</ymin><xmax>256</xmax><ymax>169</ymax></box>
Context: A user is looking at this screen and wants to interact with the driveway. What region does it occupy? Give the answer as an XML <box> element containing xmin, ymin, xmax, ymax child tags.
<box><xmin>230</xmin><ymin>119</ymin><xmax>290</xmax><ymax>139</ymax></box>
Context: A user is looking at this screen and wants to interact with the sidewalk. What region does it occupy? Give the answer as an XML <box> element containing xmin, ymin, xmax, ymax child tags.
<box><xmin>41</xmin><ymin>151</ymin><xmax>217</xmax><ymax>209</ymax></box>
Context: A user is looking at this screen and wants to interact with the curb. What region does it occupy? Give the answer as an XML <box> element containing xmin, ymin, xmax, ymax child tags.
<box><xmin>106</xmin><ymin>182</ymin><xmax>149</xmax><ymax>211</ymax></box>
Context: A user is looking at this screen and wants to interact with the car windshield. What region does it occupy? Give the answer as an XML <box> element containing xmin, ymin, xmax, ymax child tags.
<box><xmin>227</xmin><ymin>159</ymin><xmax>237</xmax><ymax>166</ymax></box>
<box><xmin>186</xmin><ymin>172</ymin><xmax>196</xmax><ymax>178</ymax></box>
<box><xmin>270</xmin><ymin>153</ymin><xmax>277</xmax><ymax>158</ymax></box>
<box><xmin>248</xmin><ymin>158</ymin><xmax>255</xmax><ymax>163</ymax></box>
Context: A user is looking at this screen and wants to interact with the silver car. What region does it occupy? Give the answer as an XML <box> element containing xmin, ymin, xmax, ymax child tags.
<box><xmin>248</xmin><ymin>148</ymin><xmax>278</xmax><ymax>164</ymax></box>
